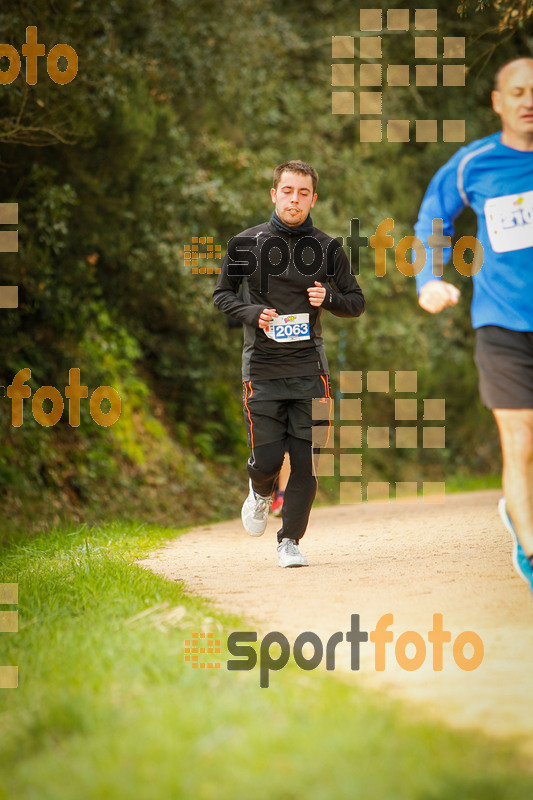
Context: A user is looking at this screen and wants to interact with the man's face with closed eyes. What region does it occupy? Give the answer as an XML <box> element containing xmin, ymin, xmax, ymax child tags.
<box><xmin>492</xmin><ymin>58</ymin><xmax>533</xmax><ymax>147</ymax></box>
<box><xmin>271</xmin><ymin>171</ymin><xmax>317</xmax><ymax>226</ymax></box>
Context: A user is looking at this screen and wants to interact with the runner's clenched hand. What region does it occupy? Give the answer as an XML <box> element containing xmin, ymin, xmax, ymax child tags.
<box><xmin>307</xmin><ymin>281</ymin><xmax>326</xmax><ymax>307</ymax></box>
<box><xmin>258</xmin><ymin>308</ymin><xmax>278</xmax><ymax>329</ymax></box>
<box><xmin>418</xmin><ymin>280</ymin><xmax>460</xmax><ymax>314</ymax></box>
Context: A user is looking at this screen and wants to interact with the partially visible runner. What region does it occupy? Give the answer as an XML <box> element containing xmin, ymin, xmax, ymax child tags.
<box><xmin>213</xmin><ymin>160</ymin><xmax>365</xmax><ymax>567</ymax></box>
<box><xmin>271</xmin><ymin>451</ymin><xmax>290</xmax><ymax>517</ymax></box>
<box><xmin>414</xmin><ymin>57</ymin><xmax>533</xmax><ymax>595</ymax></box>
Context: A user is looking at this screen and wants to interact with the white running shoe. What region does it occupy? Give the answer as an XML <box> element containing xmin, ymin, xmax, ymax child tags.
<box><xmin>277</xmin><ymin>538</ymin><xmax>308</xmax><ymax>568</ymax></box>
<box><xmin>241</xmin><ymin>479</ymin><xmax>272</xmax><ymax>536</ymax></box>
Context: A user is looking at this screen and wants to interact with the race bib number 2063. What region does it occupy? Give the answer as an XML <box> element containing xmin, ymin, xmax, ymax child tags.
<box><xmin>264</xmin><ymin>313</ymin><xmax>310</xmax><ymax>343</ymax></box>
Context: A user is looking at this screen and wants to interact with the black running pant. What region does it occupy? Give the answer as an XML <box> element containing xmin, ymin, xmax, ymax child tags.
<box><xmin>247</xmin><ymin>436</ymin><xmax>318</xmax><ymax>543</ymax></box>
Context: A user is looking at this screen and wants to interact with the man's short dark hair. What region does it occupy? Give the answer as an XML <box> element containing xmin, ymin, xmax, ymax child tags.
<box><xmin>273</xmin><ymin>160</ymin><xmax>318</xmax><ymax>193</ymax></box>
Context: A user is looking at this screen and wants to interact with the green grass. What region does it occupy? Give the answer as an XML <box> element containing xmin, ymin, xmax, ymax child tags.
<box><xmin>1</xmin><ymin>522</ymin><xmax>531</xmax><ymax>800</ymax></box>
<box><xmin>444</xmin><ymin>472</ymin><xmax>501</xmax><ymax>493</ymax></box>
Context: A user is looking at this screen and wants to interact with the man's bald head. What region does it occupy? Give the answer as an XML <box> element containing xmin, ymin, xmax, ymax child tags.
<box><xmin>492</xmin><ymin>56</ymin><xmax>533</xmax><ymax>150</ymax></box>
<box><xmin>494</xmin><ymin>57</ymin><xmax>533</xmax><ymax>91</ymax></box>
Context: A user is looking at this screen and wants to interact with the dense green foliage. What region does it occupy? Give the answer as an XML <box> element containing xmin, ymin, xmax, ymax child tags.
<box><xmin>0</xmin><ymin>1</ymin><xmax>531</xmax><ymax>527</ymax></box>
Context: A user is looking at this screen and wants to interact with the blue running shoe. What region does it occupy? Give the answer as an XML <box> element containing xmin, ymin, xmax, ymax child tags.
<box><xmin>498</xmin><ymin>498</ymin><xmax>533</xmax><ymax>592</ymax></box>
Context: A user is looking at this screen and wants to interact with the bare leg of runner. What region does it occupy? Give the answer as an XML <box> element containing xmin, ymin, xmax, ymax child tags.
<box><xmin>271</xmin><ymin>452</ymin><xmax>290</xmax><ymax>517</ymax></box>
<box><xmin>493</xmin><ymin>408</ymin><xmax>533</xmax><ymax>556</ymax></box>
<box><xmin>278</xmin><ymin>452</ymin><xmax>290</xmax><ymax>493</ymax></box>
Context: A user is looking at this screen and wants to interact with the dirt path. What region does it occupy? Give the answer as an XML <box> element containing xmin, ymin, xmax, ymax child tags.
<box><xmin>139</xmin><ymin>489</ymin><xmax>533</xmax><ymax>752</ymax></box>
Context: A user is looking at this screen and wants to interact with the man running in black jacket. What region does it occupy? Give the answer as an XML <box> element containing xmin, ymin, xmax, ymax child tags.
<box><xmin>213</xmin><ymin>160</ymin><xmax>365</xmax><ymax>567</ymax></box>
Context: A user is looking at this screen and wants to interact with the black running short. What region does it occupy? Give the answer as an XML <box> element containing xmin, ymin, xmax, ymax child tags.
<box><xmin>242</xmin><ymin>374</ymin><xmax>332</xmax><ymax>448</ymax></box>
<box><xmin>474</xmin><ymin>325</ymin><xmax>533</xmax><ymax>409</ymax></box>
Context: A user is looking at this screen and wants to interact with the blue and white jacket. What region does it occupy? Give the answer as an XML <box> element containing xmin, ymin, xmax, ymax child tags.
<box><xmin>415</xmin><ymin>132</ymin><xmax>533</xmax><ymax>331</ymax></box>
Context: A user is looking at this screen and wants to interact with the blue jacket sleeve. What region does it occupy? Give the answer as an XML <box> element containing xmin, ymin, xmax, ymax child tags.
<box><xmin>414</xmin><ymin>148</ymin><xmax>468</xmax><ymax>294</ymax></box>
